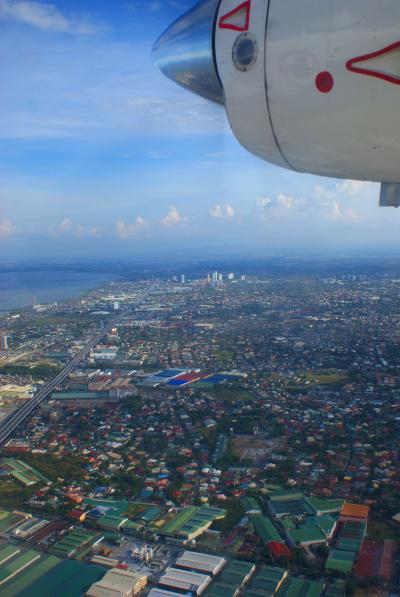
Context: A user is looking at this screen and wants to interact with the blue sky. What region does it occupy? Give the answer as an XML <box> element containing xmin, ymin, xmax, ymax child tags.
<box><xmin>0</xmin><ymin>0</ymin><xmax>399</xmax><ymax>261</ymax></box>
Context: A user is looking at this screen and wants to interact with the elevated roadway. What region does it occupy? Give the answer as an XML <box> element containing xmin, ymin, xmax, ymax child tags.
<box><xmin>0</xmin><ymin>290</ymin><xmax>149</xmax><ymax>445</ymax></box>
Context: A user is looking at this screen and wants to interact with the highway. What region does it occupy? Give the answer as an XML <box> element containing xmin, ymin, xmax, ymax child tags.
<box><xmin>0</xmin><ymin>291</ymin><xmax>149</xmax><ymax>445</ymax></box>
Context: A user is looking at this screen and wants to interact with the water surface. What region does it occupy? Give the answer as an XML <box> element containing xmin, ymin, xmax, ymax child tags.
<box><xmin>0</xmin><ymin>270</ymin><xmax>116</xmax><ymax>311</ymax></box>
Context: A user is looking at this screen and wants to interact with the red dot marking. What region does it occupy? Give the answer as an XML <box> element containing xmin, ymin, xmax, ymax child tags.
<box><xmin>315</xmin><ymin>71</ymin><xmax>334</xmax><ymax>93</ymax></box>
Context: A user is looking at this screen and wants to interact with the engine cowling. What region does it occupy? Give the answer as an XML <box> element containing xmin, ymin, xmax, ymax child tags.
<box><xmin>153</xmin><ymin>0</ymin><xmax>400</xmax><ymax>183</ymax></box>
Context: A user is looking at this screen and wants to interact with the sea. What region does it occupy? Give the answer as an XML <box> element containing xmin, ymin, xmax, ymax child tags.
<box><xmin>0</xmin><ymin>270</ymin><xmax>117</xmax><ymax>312</ymax></box>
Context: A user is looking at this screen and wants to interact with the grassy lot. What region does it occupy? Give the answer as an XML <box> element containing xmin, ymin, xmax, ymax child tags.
<box><xmin>29</xmin><ymin>315</ymin><xmax>93</xmax><ymax>328</ymax></box>
<box><xmin>125</xmin><ymin>503</ymin><xmax>149</xmax><ymax>518</ymax></box>
<box><xmin>206</xmin><ymin>386</ymin><xmax>254</xmax><ymax>402</ymax></box>
<box><xmin>355</xmin><ymin>590</ymin><xmax>386</xmax><ymax>597</ymax></box>
<box><xmin>287</xmin><ymin>371</ymin><xmax>347</xmax><ymax>391</ymax></box>
<box><xmin>216</xmin><ymin>349</ymin><xmax>235</xmax><ymax>362</ymax></box>
<box><xmin>304</xmin><ymin>371</ymin><xmax>347</xmax><ymax>384</ymax></box>
<box><xmin>366</xmin><ymin>519</ymin><xmax>400</xmax><ymax>541</ymax></box>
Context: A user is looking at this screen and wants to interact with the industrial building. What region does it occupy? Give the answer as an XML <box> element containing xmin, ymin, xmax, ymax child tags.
<box><xmin>174</xmin><ymin>551</ymin><xmax>226</xmax><ymax>576</ymax></box>
<box><xmin>0</xmin><ymin>458</ymin><xmax>48</xmax><ymax>486</ymax></box>
<box><xmin>86</xmin><ymin>568</ymin><xmax>147</xmax><ymax>597</ymax></box>
<box><xmin>339</xmin><ymin>503</ymin><xmax>369</xmax><ymax>523</ymax></box>
<box><xmin>0</xmin><ymin>510</ymin><xmax>31</xmax><ymax>536</ymax></box>
<box><xmin>244</xmin><ymin>566</ymin><xmax>288</xmax><ymax>596</ymax></box>
<box><xmin>217</xmin><ymin>560</ymin><xmax>255</xmax><ymax>588</ymax></box>
<box><xmin>204</xmin><ymin>560</ymin><xmax>256</xmax><ymax>597</ymax></box>
<box><xmin>158</xmin><ymin>567</ymin><xmax>211</xmax><ymax>595</ymax></box>
<box><xmin>249</xmin><ymin>515</ymin><xmax>283</xmax><ymax>544</ymax></box>
<box><xmin>158</xmin><ymin>505</ymin><xmax>226</xmax><ymax>542</ymax></box>
<box><xmin>285</xmin><ymin>515</ymin><xmax>337</xmax><ymax>548</ymax></box>
<box><xmin>205</xmin><ymin>582</ymin><xmax>240</xmax><ymax>597</ymax></box>
<box><xmin>49</xmin><ymin>527</ymin><xmax>103</xmax><ymax>559</ymax></box>
<box><xmin>12</xmin><ymin>518</ymin><xmax>50</xmax><ymax>540</ymax></box>
<box><xmin>148</xmin><ymin>590</ymin><xmax>187</xmax><ymax>597</ymax></box>
<box><xmin>0</xmin><ymin>543</ymin><xmax>105</xmax><ymax>595</ymax></box>
<box><xmin>275</xmin><ymin>577</ymin><xmax>324</xmax><ymax>597</ymax></box>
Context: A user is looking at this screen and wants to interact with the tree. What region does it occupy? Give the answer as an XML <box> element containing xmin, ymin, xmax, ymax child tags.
<box><xmin>213</xmin><ymin>498</ymin><xmax>245</xmax><ymax>534</ymax></box>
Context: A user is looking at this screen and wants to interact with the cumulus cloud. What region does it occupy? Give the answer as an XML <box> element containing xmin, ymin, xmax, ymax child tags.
<box><xmin>337</xmin><ymin>180</ymin><xmax>373</xmax><ymax>196</ymax></box>
<box><xmin>256</xmin><ymin>186</ymin><xmax>366</xmax><ymax>225</ymax></box>
<box><xmin>75</xmin><ymin>225</ymin><xmax>102</xmax><ymax>238</ymax></box>
<box><xmin>161</xmin><ymin>206</ymin><xmax>183</xmax><ymax>227</ymax></box>
<box><xmin>0</xmin><ymin>218</ymin><xmax>16</xmax><ymax>239</ymax></box>
<box><xmin>328</xmin><ymin>201</ymin><xmax>360</xmax><ymax>224</ymax></box>
<box><xmin>0</xmin><ymin>0</ymin><xmax>96</xmax><ymax>33</ymax></box>
<box><xmin>59</xmin><ymin>217</ymin><xmax>73</xmax><ymax>231</ymax></box>
<box><xmin>115</xmin><ymin>216</ymin><xmax>148</xmax><ymax>239</ymax></box>
<box><xmin>314</xmin><ymin>180</ymin><xmax>377</xmax><ymax>203</ymax></box>
<box><xmin>57</xmin><ymin>218</ymin><xmax>101</xmax><ymax>237</ymax></box>
<box><xmin>256</xmin><ymin>194</ymin><xmax>296</xmax><ymax>220</ymax></box>
<box><xmin>312</xmin><ymin>180</ymin><xmax>377</xmax><ymax>223</ymax></box>
<box><xmin>209</xmin><ymin>204</ymin><xmax>235</xmax><ymax>219</ymax></box>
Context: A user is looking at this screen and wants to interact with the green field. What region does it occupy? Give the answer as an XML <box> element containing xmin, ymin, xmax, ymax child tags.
<box><xmin>29</xmin><ymin>315</ymin><xmax>92</xmax><ymax>328</ymax></box>
<box><xmin>287</xmin><ymin>371</ymin><xmax>347</xmax><ymax>391</ymax></box>
<box><xmin>304</xmin><ymin>372</ymin><xmax>347</xmax><ymax>385</ymax></box>
<box><xmin>206</xmin><ymin>387</ymin><xmax>253</xmax><ymax>402</ymax></box>
<box><xmin>216</xmin><ymin>349</ymin><xmax>235</xmax><ymax>362</ymax></box>
<box><xmin>366</xmin><ymin>519</ymin><xmax>400</xmax><ymax>541</ymax></box>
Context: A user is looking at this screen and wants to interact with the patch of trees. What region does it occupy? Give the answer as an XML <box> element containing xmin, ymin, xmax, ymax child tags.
<box><xmin>0</xmin><ymin>364</ymin><xmax>60</xmax><ymax>379</ymax></box>
<box><xmin>213</xmin><ymin>498</ymin><xmax>245</xmax><ymax>534</ymax></box>
<box><xmin>21</xmin><ymin>454</ymin><xmax>85</xmax><ymax>482</ymax></box>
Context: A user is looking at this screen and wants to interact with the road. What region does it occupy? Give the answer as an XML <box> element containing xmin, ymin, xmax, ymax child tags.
<box><xmin>0</xmin><ymin>291</ymin><xmax>149</xmax><ymax>445</ymax></box>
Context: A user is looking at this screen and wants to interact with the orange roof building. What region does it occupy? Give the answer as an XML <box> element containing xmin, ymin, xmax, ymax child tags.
<box><xmin>340</xmin><ymin>503</ymin><xmax>370</xmax><ymax>521</ymax></box>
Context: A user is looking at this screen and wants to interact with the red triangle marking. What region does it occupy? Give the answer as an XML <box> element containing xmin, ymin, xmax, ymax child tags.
<box><xmin>346</xmin><ymin>40</ymin><xmax>400</xmax><ymax>85</ymax></box>
<box><xmin>219</xmin><ymin>0</ymin><xmax>251</xmax><ymax>32</ymax></box>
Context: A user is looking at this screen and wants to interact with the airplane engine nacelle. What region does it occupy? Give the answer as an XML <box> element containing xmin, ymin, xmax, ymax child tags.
<box><xmin>153</xmin><ymin>0</ymin><xmax>400</xmax><ymax>184</ymax></box>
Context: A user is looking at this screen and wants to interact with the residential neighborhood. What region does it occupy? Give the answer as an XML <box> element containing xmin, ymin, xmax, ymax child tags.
<box><xmin>0</xmin><ymin>272</ymin><xmax>399</xmax><ymax>595</ymax></box>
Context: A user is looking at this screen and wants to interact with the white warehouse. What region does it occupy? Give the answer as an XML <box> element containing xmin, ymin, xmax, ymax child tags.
<box><xmin>174</xmin><ymin>551</ymin><xmax>226</xmax><ymax>576</ymax></box>
<box><xmin>158</xmin><ymin>567</ymin><xmax>211</xmax><ymax>595</ymax></box>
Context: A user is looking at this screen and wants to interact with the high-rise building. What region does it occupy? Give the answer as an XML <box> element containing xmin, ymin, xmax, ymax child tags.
<box><xmin>212</xmin><ymin>271</ymin><xmax>219</xmax><ymax>283</ymax></box>
<box><xmin>228</xmin><ymin>273</ymin><xmax>235</xmax><ymax>280</ymax></box>
<box><xmin>0</xmin><ymin>334</ymin><xmax>10</xmax><ymax>350</ymax></box>
<box><xmin>113</xmin><ymin>301</ymin><xmax>120</xmax><ymax>311</ymax></box>
<box><xmin>181</xmin><ymin>274</ymin><xmax>186</xmax><ymax>284</ymax></box>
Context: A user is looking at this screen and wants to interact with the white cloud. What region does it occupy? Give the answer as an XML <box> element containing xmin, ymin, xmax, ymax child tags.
<box><xmin>256</xmin><ymin>187</ymin><xmax>365</xmax><ymax>226</ymax></box>
<box><xmin>0</xmin><ymin>0</ymin><xmax>96</xmax><ymax>34</ymax></box>
<box><xmin>115</xmin><ymin>216</ymin><xmax>148</xmax><ymax>239</ymax></box>
<box><xmin>337</xmin><ymin>180</ymin><xmax>373</xmax><ymax>196</ymax></box>
<box><xmin>256</xmin><ymin>197</ymin><xmax>271</xmax><ymax>208</ymax></box>
<box><xmin>314</xmin><ymin>180</ymin><xmax>378</xmax><ymax>202</ymax></box>
<box><xmin>276</xmin><ymin>194</ymin><xmax>294</xmax><ymax>210</ymax></box>
<box><xmin>209</xmin><ymin>204</ymin><xmax>235</xmax><ymax>219</ymax></box>
<box><xmin>75</xmin><ymin>225</ymin><xmax>102</xmax><ymax>238</ymax></box>
<box><xmin>328</xmin><ymin>201</ymin><xmax>360</xmax><ymax>224</ymax></box>
<box><xmin>161</xmin><ymin>205</ymin><xmax>183</xmax><ymax>227</ymax></box>
<box><xmin>312</xmin><ymin>181</ymin><xmax>378</xmax><ymax>223</ymax></box>
<box><xmin>59</xmin><ymin>217</ymin><xmax>73</xmax><ymax>231</ymax></box>
<box><xmin>0</xmin><ymin>218</ymin><xmax>16</xmax><ymax>239</ymax></box>
<box><xmin>57</xmin><ymin>218</ymin><xmax>102</xmax><ymax>237</ymax></box>
<box><xmin>256</xmin><ymin>194</ymin><xmax>297</xmax><ymax>220</ymax></box>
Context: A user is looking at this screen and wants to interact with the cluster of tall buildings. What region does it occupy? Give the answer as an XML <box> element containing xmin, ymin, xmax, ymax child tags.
<box><xmin>0</xmin><ymin>333</ymin><xmax>10</xmax><ymax>350</ymax></box>
<box><xmin>207</xmin><ymin>271</ymin><xmax>245</xmax><ymax>284</ymax></box>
